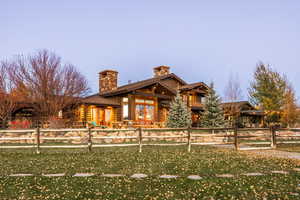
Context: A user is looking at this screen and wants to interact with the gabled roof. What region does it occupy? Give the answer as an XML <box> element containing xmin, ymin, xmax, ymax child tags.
<box><xmin>221</xmin><ymin>101</ymin><xmax>254</xmax><ymax>109</ymax></box>
<box><xmin>101</xmin><ymin>73</ymin><xmax>186</xmax><ymax>97</ymax></box>
<box><xmin>240</xmin><ymin>110</ymin><xmax>265</xmax><ymax>116</ymax></box>
<box><xmin>180</xmin><ymin>82</ymin><xmax>209</xmax><ymax>92</ymax></box>
<box><xmin>221</xmin><ymin>100</ymin><xmax>251</xmax><ymax>106</ymax></box>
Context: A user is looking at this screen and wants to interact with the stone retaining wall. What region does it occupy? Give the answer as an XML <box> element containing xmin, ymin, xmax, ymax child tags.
<box><xmin>1</xmin><ymin>129</ymin><xmax>298</xmax><ymax>145</ymax></box>
<box><xmin>0</xmin><ymin>129</ymin><xmax>228</xmax><ymax>144</ymax></box>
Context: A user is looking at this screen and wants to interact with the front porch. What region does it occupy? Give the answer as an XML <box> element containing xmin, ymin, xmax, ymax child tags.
<box><xmin>77</xmin><ymin>104</ymin><xmax>118</xmax><ymax>128</ymax></box>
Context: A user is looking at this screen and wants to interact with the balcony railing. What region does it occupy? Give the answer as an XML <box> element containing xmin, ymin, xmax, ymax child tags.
<box><xmin>189</xmin><ymin>102</ymin><xmax>204</xmax><ymax>107</ymax></box>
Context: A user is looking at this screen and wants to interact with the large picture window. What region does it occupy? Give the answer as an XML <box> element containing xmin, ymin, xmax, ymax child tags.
<box><xmin>135</xmin><ymin>98</ymin><xmax>155</xmax><ymax>122</ymax></box>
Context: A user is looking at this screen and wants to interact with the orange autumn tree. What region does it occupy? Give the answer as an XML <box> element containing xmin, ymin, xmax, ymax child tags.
<box><xmin>281</xmin><ymin>84</ymin><xmax>299</xmax><ymax>128</ymax></box>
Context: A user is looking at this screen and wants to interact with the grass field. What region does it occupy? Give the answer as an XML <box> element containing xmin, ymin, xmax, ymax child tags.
<box><xmin>1</xmin><ymin>145</ymin><xmax>300</xmax><ymax>199</ymax></box>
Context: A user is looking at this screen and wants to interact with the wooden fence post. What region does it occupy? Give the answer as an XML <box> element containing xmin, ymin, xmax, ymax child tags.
<box><xmin>234</xmin><ymin>126</ymin><xmax>239</xmax><ymax>150</ymax></box>
<box><xmin>138</xmin><ymin>127</ymin><xmax>142</xmax><ymax>153</ymax></box>
<box><xmin>187</xmin><ymin>127</ymin><xmax>191</xmax><ymax>152</ymax></box>
<box><xmin>36</xmin><ymin>127</ymin><xmax>40</xmax><ymax>154</ymax></box>
<box><xmin>271</xmin><ymin>126</ymin><xmax>277</xmax><ymax>149</ymax></box>
<box><xmin>87</xmin><ymin>128</ymin><xmax>92</xmax><ymax>152</ymax></box>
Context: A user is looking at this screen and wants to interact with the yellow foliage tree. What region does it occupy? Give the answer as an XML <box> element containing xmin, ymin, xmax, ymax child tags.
<box><xmin>281</xmin><ymin>84</ymin><xmax>299</xmax><ymax>128</ymax></box>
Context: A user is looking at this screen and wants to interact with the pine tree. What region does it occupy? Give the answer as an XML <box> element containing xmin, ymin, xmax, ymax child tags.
<box><xmin>200</xmin><ymin>82</ymin><xmax>226</xmax><ymax>128</ymax></box>
<box><xmin>166</xmin><ymin>91</ymin><xmax>192</xmax><ymax>128</ymax></box>
<box><xmin>248</xmin><ymin>62</ymin><xmax>287</xmax><ymax>124</ymax></box>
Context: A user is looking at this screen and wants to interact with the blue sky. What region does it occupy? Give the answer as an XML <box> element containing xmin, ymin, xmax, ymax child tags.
<box><xmin>1</xmin><ymin>0</ymin><xmax>300</xmax><ymax>100</ymax></box>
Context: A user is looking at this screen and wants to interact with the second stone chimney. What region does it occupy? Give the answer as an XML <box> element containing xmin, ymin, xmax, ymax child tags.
<box><xmin>99</xmin><ymin>70</ymin><xmax>118</xmax><ymax>93</ymax></box>
<box><xmin>153</xmin><ymin>66</ymin><xmax>170</xmax><ymax>77</ymax></box>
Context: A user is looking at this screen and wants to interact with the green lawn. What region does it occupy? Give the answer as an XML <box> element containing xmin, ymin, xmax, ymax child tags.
<box><xmin>1</xmin><ymin>146</ymin><xmax>300</xmax><ymax>199</ymax></box>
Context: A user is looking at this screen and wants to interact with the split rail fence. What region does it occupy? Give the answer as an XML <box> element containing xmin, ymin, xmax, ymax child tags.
<box><xmin>0</xmin><ymin>127</ymin><xmax>299</xmax><ymax>153</ymax></box>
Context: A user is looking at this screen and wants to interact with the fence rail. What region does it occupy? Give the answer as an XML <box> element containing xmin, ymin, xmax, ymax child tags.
<box><xmin>1</xmin><ymin>127</ymin><xmax>300</xmax><ymax>153</ymax></box>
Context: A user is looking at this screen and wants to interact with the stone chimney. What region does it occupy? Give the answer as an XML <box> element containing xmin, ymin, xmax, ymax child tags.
<box><xmin>153</xmin><ymin>66</ymin><xmax>170</xmax><ymax>77</ymax></box>
<box><xmin>99</xmin><ymin>70</ymin><xmax>118</xmax><ymax>93</ymax></box>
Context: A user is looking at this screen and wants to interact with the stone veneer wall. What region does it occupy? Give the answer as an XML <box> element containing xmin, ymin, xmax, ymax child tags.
<box><xmin>99</xmin><ymin>70</ymin><xmax>118</xmax><ymax>93</ymax></box>
<box><xmin>1</xmin><ymin>129</ymin><xmax>298</xmax><ymax>145</ymax></box>
<box><xmin>153</xmin><ymin>66</ymin><xmax>170</xmax><ymax>77</ymax></box>
<box><xmin>0</xmin><ymin>129</ymin><xmax>228</xmax><ymax>144</ymax></box>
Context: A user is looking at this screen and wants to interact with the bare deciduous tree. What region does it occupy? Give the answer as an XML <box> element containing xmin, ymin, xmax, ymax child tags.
<box><xmin>224</xmin><ymin>73</ymin><xmax>243</xmax><ymax>102</ymax></box>
<box><xmin>223</xmin><ymin>73</ymin><xmax>244</xmax><ymax>127</ymax></box>
<box><xmin>0</xmin><ymin>63</ymin><xmax>16</xmax><ymax>128</ymax></box>
<box><xmin>8</xmin><ymin>49</ymin><xmax>90</xmax><ymax>126</ymax></box>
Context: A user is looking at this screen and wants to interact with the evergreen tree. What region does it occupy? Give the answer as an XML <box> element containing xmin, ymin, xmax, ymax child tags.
<box><xmin>200</xmin><ymin>82</ymin><xmax>226</xmax><ymax>128</ymax></box>
<box><xmin>248</xmin><ymin>62</ymin><xmax>287</xmax><ymax>124</ymax></box>
<box><xmin>166</xmin><ymin>91</ymin><xmax>192</xmax><ymax>128</ymax></box>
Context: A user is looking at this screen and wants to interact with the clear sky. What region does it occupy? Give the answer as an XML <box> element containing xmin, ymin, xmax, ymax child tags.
<box><xmin>1</xmin><ymin>0</ymin><xmax>300</xmax><ymax>100</ymax></box>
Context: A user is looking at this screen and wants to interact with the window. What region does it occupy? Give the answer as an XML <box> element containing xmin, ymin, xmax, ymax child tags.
<box><xmin>145</xmin><ymin>100</ymin><xmax>154</xmax><ymax>104</ymax></box>
<box><xmin>135</xmin><ymin>99</ymin><xmax>145</xmax><ymax>103</ymax></box>
<box><xmin>58</xmin><ymin>110</ymin><xmax>63</xmax><ymax>119</ymax></box>
<box><xmin>196</xmin><ymin>95</ymin><xmax>202</xmax><ymax>103</ymax></box>
<box><xmin>136</xmin><ymin>104</ymin><xmax>145</xmax><ymax>120</ymax></box>
<box><xmin>145</xmin><ymin>105</ymin><xmax>154</xmax><ymax>120</ymax></box>
<box><xmin>135</xmin><ymin>98</ymin><xmax>155</xmax><ymax>122</ymax></box>
<box><xmin>79</xmin><ymin>105</ymin><xmax>85</xmax><ymax>121</ymax></box>
<box><xmin>105</xmin><ymin>108</ymin><xmax>112</xmax><ymax>122</ymax></box>
<box><xmin>91</xmin><ymin>107</ymin><xmax>98</xmax><ymax>121</ymax></box>
<box><xmin>123</xmin><ymin>97</ymin><xmax>128</xmax><ymax>103</ymax></box>
<box><xmin>202</xmin><ymin>97</ymin><xmax>206</xmax><ymax>104</ymax></box>
<box><xmin>123</xmin><ymin>97</ymin><xmax>129</xmax><ymax>120</ymax></box>
<box><xmin>189</xmin><ymin>95</ymin><xmax>194</xmax><ymax>105</ymax></box>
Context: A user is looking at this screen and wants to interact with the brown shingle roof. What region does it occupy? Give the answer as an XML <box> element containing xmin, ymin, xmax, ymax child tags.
<box><xmin>81</xmin><ymin>94</ymin><xmax>120</xmax><ymax>106</ymax></box>
<box><xmin>180</xmin><ymin>82</ymin><xmax>209</xmax><ymax>91</ymax></box>
<box><xmin>221</xmin><ymin>101</ymin><xmax>256</xmax><ymax>111</ymax></box>
<box><xmin>101</xmin><ymin>73</ymin><xmax>186</xmax><ymax>97</ymax></box>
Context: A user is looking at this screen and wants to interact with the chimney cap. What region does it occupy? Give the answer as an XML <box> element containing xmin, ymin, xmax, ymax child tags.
<box><xmin>153</xmin><ymin>65</ymin><xmax>170</xmax><ymax>70</ymax></box>
<box><xmin>99</xmin><ymin>69</ymin><xmax>118</xmax><ymax>75</ymax></box>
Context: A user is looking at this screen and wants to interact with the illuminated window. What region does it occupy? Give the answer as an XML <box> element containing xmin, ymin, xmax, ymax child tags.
<box><xmin>105</xmin><ymin>108</ymin><xmax>112</xmax><ymax>122</ymax></box>
<box><xmin>92</xmin><ymin>107</ymin><xmax>97</xmax><ymax>121</ymax></box>
<box><xmin>135</xmin><ymin>98</ymin><xmax>155</xmax><ymax>121</ymax></box>
<box><xmin>58</xmin><ymin>110</ymin><xmax>63</xmax><ymax>118</ymax></box>
<box><xmin>189</xmin><ymin>95</ymin><xmax>193</xmax><ymax>105</ymax></box>
<box><xmin>145</xmin><ymin>100</ymin><xmax>154</xmax><ymax>104</ymax></box>
<box><xmin>79</xmin><ymin>106</ymin><xmax>85</xmax><ymax>120</ymax></box>
<box><xmin>123</xmin><ymin>97</ymin><xmax>129</xmax><ymax>120</ymax></box>
<box><xmin>145</xmin><ymin>105</ymin><xmax>154</xmax><ymax>120</ymax></box>
<box><xmin>136</xmin><ymin>104</ymin><xmax>145</xmax><ymax>120</ymax></box>
<box><xmin>135</xmin><ymin>99</ymin><xmax>145</xmax><ymax>103</ymax></box>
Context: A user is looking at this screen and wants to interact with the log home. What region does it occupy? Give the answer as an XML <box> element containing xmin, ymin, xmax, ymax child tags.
<box><xmin>78</xmin><ymin>66</ymin><xmax>209</xmax><ymax>127</ymax></box>
<box><xmin>221</xmin><ymin>101</ymin><xmax>265</xmax><ymax>128</ymax></box>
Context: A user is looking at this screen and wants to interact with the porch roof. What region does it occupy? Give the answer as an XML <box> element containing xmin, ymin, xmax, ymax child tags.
<box><xmin>240</xmin><ymin>110</ymin><xmax>265</xmax><ymax>116</ymax></box>
<box><xmin>180</xmin><ymin>82</ymin><xmax>209</xmax><ymax>93</ymax></box>
<box><xmin>221</xmin><ymin>101</ymin><xmax>255</xmax><ymax>111</ymax></box>
<box><xmin>81</xmin><ymin>94</ymin><xmax>120</xmax><ymax>106</ymax></box>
